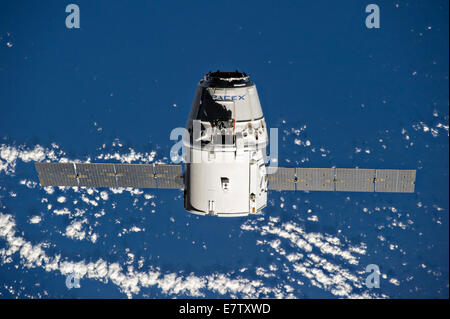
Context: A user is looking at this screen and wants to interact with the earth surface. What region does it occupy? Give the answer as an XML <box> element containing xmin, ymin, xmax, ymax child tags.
<box><xmin>0</xmin><ymin>1</ymin><xmax>448</xmax><ymax>298</ymax></box>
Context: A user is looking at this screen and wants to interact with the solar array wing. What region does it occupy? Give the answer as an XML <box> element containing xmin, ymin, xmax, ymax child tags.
<box><xmin>374</xmin><ymin>169</ymin><xmax>416</xmax><ymax>193</ymax></box>
<box><xmin>35</xmin><ymin>162</ymin><xmax>415</xmax><ymax>193</ymax></box>
<box><xmin>35</xmin><ymin>162</ymin><xmax>78</xmax><ymax>187</ymax></box>
<box><xmin>266</xmin><ymin>167</ymin><xmax>296</xmax><ymax>190</ymax></box>
<box><xmin>268</xmin><ymin>167</ymin><xmax>416</xmax><ymax>193</ymax></box>
<box><xmin>34</xmin><ymin>162</ymin><xmax>183</xmax><ymax>189</ymax></box>
<box><xmin>115</xmin><ymin>163</ymin><xmax>156</xmax><ymax>188</ymax></box>
<box><xmin>296</xmin><ymin>168</ymin><xmax>335</xmax><ymax>191</ymax></box>
<box><xmin>335</xmin><ymin>168</ymin><xmax>375</xmax><ymax>192</ymax></box>
<box><xmin>76</xmin><ymin>163</ymin><xmax>117</xmax><ymax>187</ymax></box>
<box><xmin>154</xmin><ymin>164</ymin><xmax>184</xmax><ymax>189</ymax></box>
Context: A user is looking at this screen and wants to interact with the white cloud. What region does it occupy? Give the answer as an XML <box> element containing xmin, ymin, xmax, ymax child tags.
<box><xmin>100</xmin><ymin>191</ymin><xmax>109</xmax><ymax>201</ymax></box>
<box><xmin>96</xmin><ymin>148</ymin><xmax>157</xmax><ymax>163</ymax></box>
<box><xmin>53</xmin><ymin>208</ymin><xmax>71</xmax><ymax>216</ymax></box>
<box><xmin>57</xmin><ymin>196</ymin><xmax>66</xmax><ymax>203</ymax></box>
<box><xmin>65</xmin><ymin>219</ymin><xmax>87</xmax><ymax>241</ymax></box>
<box><xmin>1</xmin><ymin>212</ymin><xmax>301</xmax><ymax>299</ymax></box>
<box><xmin>0</xmin><ymin>144</ymin><xmax>47</xmax><ymax>174</ymax></box>
<box><xmin>29</xmin><ymin>216</ymin><xmax>42</xmax><ymax>224</ymax></box>
<box><xmin>240</xmin><ymin>217</ymin><xmax>379</xmax><ymax>298</ymax></box>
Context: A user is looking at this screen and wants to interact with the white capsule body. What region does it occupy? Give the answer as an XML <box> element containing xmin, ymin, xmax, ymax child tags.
<box><xmin>183</xmin><ymin>72</ymin><xmax>268</xmax><ymax>217</ymax></box>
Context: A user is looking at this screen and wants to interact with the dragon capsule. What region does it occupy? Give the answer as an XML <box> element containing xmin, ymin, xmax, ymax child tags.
<box><xmin>183</xmin><ymin>71</ymin><xmax>269</xmax><ymax>217</ymax></box>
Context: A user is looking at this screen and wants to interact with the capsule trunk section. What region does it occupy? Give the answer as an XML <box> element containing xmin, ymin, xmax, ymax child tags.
<box><xmin>184</xmin><ymin>72</ymin><xmax>269</xmax><ymax>217</ymax></box>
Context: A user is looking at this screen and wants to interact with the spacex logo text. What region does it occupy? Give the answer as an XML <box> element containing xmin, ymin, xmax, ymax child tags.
<box><xmin>212</xmin><ymin>94</ymin><xmax>245</xmax><ymax>101</ymax></box>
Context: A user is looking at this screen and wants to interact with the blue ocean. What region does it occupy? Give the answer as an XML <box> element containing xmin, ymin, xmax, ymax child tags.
<box><xmin>0</xmin><ymin>0</ymin><xmax>448</xmax><ymax>298</ymax></box>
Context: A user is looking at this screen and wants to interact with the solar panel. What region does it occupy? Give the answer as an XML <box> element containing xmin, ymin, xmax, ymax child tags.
<box><xmin>154</xmin><ymin>164</ymin><xmax>183</xmax><ymax>189</ymax></box>
<box><xmin>115</xmin><ymin>163</ymin><xmax>156</xmax><ymax>188</ymax></box>
<box><xmin>375</xmin><ymin>169</ymin><xmax>416</xmax><ymax>193</ymax></box>
<box><xmin>335</xmin><ymin>168</ymin><xmax>375</xmax><ymax>192</ymax></box>
<box><xmin>35</xmin><ymin>162</ymin><xmax>414</xmax><ymax>193</ymax></box>
<box><xmin>34</xmin><ymin>162</ymin><xmax>183</xmax><ymax>189</ymax></box>
<box><xmin>267</xmin><ymin>167</ymin><xmax>296</xmax><ymax>191</ymax></box>
<box><xmin>296</xmin><ymin>168</ymin><xmax>335</xmax><ymax>191</ymax></box>
<box><xmin>76</xmin><ymin>163</ymin><xmax>117</xmax><ymax>187</ymax></box>
<box><xmin>266</xmin><ymin>167</ymin><xmax>415</xmax><ymax>193</ymax></box>
<box><xmin>35</xmin><ymin>162</ymin><xmax>78</xmax><ymax>187</ymax></box>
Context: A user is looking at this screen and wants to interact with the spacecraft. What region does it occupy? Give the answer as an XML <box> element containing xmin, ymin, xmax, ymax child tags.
<box><xmin>34</xmin><ymin>71</ymin><xmax>417</xmax><ymax>217</ymax></box>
